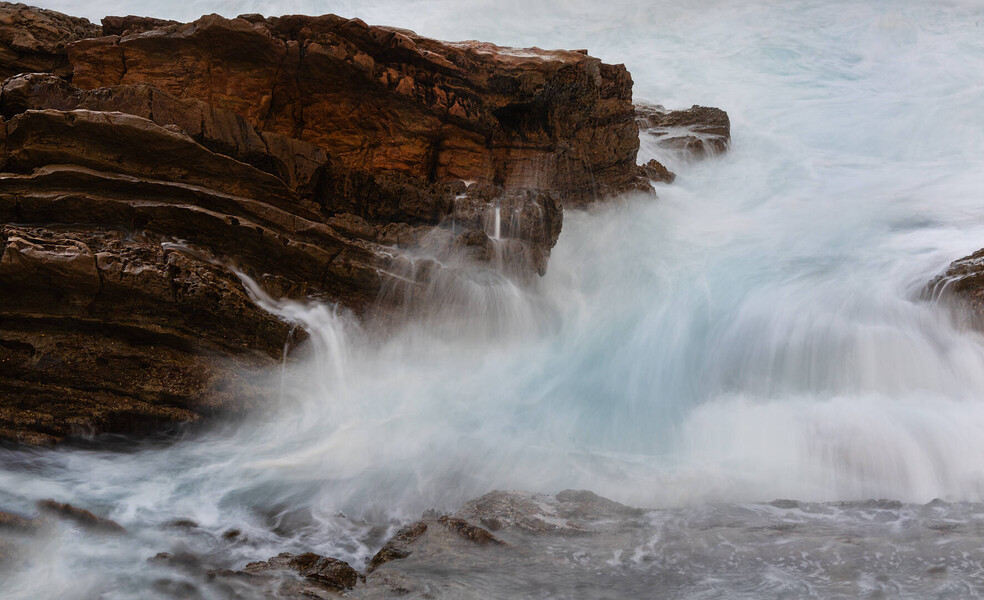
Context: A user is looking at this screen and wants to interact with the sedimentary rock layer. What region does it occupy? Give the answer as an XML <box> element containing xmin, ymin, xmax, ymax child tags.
<box><xmin>67</xmin><ymin>13</ymin><xmax>647</xmax><ymax>206</ymax></box>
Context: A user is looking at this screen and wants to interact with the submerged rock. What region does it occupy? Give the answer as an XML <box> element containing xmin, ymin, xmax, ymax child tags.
<box><xmin>437</xmin><ymin>515</ymin><xmax>503</xmax><ymax>545</ymax></box>
<box><xmin>0</xmin><ymin>509</ymin><xmax>40</xmax><ymax>531</ymax></box>
<box><xmin>244</xmin><ymin>552</ymin><xmax>362</xmax><ymax>591</ymax></box>
<box><xmin>367</xmin><ymin>521</ymin><xmax>428</xmax><ymax>572</ymax></box>
<box><xmin>36</xmin><ymin>499</ymin><xmax>125</xmax><ymax>532</ymax></box>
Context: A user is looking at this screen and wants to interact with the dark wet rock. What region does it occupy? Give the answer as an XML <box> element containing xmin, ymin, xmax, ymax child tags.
<box><xmin>367</xmin><ymin>521</ymin><xmax>427</xmax><ymax>573</ymax></box>
<box><xmin>455</xmin><ymin>490</ymin><xmax>584</xmax><ymax>535</ymax></box>
<box><xmin>0</xmin><ymin>73</ymin><xmax>331</xmax><ymax>199</ymax></box>
<box><xmin>554</xmin><ymin>489</ymin><xmax>643</xmax><ymax>519</ymax></box>
<box><xmin>148</xmin><ymin>551</ymin><xmax>205</xmax><ymax>572</ymax></box>
<box><xmin>165</xmin><ymin>519</ymin><xmax>199</xmax><ymax>529</ymax></box>
<box><xmin>0</xmin><ymin>509</ymin><xmax>40</xmax><ymax>530</ymax></box>
<box><xmin>640</xmin><ymin>158</ymin><xmax>676</xmax><ymax>183</ymax></box>
<box><xmin>3</xmin><ymin>108</ymin><xmax>303</xmax><ymax>206</ymax></box>
<box><xmin>0</xmin><ymin>224</ymin><xmax>294</xmax><ymax>444</ymax></box>
<box><xmin>769</xmin><ymin>499</ymin><xmax>800</xmax><ymax>509</ymax></box>
<box><xmin>452</xmin><ymin>489</ymin><xmax>641</xmax><ymax>536</ymax></box>
<box><xmin>244</xmin><ymin>551</ymin><xmax>362</xmax><ymax>591</ymax></box>
<box><xmin>925</xmin><ymin>248</ymin><xmax>984</xmax><ymax>328</ymax></box>
<box><xmin>150</xmin><ymin>578</ymin><xmax>204</xmax><ymax>599</ymax></box>
<box><xmin>437</xmin><ymin>515</ymin><xmax>503</xmax><ymax>545</ymax></box>
<box><xmin>36</xmin><ymin>499</ymin><xmax>124</xmax><ymax>532</ymax></box>
<box><xmin>186</xmin><ymin>493</ymin><xmax>984</xmax><ymax>598</ymax></box>
<box><xmin>636</xmin><ymin>103</ymin><xmax>731</xmax><ymax>157</ymax></box>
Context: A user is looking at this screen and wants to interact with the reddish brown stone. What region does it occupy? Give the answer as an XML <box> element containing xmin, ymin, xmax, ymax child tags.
<box><xmin>0</xmin><ymin>2</ymin><xmax>100</xmax><ymax>79</ymax></box>
<box><xmin>68</xmin><ymin>13</ymin><xmax>645</xmax><ymax>206</ymax></box>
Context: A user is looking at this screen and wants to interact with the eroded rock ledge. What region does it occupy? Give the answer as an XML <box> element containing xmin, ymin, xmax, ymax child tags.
<box><xmin>0</xmin><ymin>3</ymin><xmax>729</xmax><ymax>443</ymax></box>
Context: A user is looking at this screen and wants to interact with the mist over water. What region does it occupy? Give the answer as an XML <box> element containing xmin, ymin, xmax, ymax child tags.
<box><xmin>5</xmin><ymin>0</ymin><xmax>984</xmax><ymax>597</ymax></box>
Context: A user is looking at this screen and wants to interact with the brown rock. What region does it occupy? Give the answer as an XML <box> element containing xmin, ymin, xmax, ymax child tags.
<box><xmin>2</xmin><ymin>108</ymin><xmax>302</xmax><ymax>209</ymax></box>
<box><xmin>244</xmin><ymin>551</ymin><xmax>362</xmax><ymax>590</ymax></box>
<box><xmin>367</xmin><ymin>521</ymin><xmax>428</xmax><ymax>572</ymax></box>
<box><xmin>926</xmin><ymin>248</ymin><xmax>984</xmax><ymax>328</ymax></box>
<box><xmin>0</xmin><ymin>509</ymin><xmax>40</xmax><ymax>530</ymax></box>
<box><xmin>36</xmin><ymin>499</ymin><xmax>124</xmax><ymax>532</ymax></box>
<box><xmin>0</xmin><ymin>73</ymin><xmax>330</xmax><ymax>198</ymax></box>
<box><xmin>437</xmin><ymin>515</ymin><xmax>503</xmax><ymax>545</ymax></box>
<box><xmin>0</xmin><ymin>2</ymin><xmax>100</xmax><ymax>79</ymax></box>
<box><xmin>640</xmin><ymin>158</ymin><xmax>676</xmax><ymax>183</ymax></box>
<box><xmin>452</xmin><ymin>489</ymin><xmax>639</xmax><ymax>537</ymax></box>
<box><xmin>636</xmin><ymin>103</ymin><xmax>731</xmax><ymax>157</ymax></box>
<box><xmin>0</xmin><ymin>224</ymin><xmax>294</xmax><ymax>443</ymax></box>
<box><xmin>68</xmin><ymin>13</ymin><xmax>644</xmax><ymax>206</ymax></box>
<box><xmin>100</xmin><ymin>15</ymin><xmax>178</xmax><ymax>36</ymax></box>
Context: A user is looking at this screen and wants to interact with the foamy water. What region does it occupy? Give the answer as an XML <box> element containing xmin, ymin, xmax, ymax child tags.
<box><xmin>3</xmin><ymin>0</ymin><xmax>984</xmax><ymax>597</ymax></box>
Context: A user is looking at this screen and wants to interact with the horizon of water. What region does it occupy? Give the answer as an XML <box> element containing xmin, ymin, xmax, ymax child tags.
<box><xmin>3</xmin><ymin>0</ymin><xmax>984</xmax><ymax>597</ymax></box>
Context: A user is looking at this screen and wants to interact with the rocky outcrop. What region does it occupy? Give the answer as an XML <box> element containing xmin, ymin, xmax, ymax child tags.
<box><xmin>636</xmin><ymin>103</ymin><xmax>731</xmax><ymax>158</ymax></box>
<box><xmin>35</xmin><ymin>499</ymin><xmax>125</xmax><ymax>533</ymax></box>
<box><xmin>67</xmin><ymin>13</ymin><xmax>647</xmax><ymax>206</ymax></box>
<box><xmin>0</xmin><ymin>4</ymin><xmax>724</xmax><ymax>444</ymax></box>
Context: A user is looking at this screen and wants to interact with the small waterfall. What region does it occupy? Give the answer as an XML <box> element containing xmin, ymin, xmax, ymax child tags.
<box><xmin>493</xmin><ymin>202</ymin><xmax>502</xmax><ymax>240</ymax></box>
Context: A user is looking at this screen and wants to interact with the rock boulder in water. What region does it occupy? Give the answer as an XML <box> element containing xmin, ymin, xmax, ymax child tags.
<box><xmin>926</xmin><ymin>248</ymin><xmax>984</xmax><ymax>326</ymax></box>
<box><xmin>636</xmin><ymin>103</ymin><xmax>731</xmax><ymax>157</ymax></box>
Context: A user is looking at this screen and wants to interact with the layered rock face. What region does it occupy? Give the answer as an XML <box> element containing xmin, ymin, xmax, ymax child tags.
<box><xmin>0</xmin><ymin>4</ymin><xmax>667</xmax><ymax>443</ymax></box>
<box><xmin>67</xmin><ymin>13</ymin><xmax>646</xmax><ymax>206</ymax></box>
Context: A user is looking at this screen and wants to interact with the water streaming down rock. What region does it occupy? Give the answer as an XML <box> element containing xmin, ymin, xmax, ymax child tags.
<box><xmin>3</xmin><ymin>0</ymin><xmax>984</xmax><ymax>598</ymax></box>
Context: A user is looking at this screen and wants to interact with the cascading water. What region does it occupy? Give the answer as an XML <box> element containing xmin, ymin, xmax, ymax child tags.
<box><xmin>3</xmin><ymin>0</ymin><xmax>984</xmax><ymax>598</ymax></box>
<box><xmin>493</xmin><ymin>203</ymin><xmax>502</xmax><ymax>240</ymax></box>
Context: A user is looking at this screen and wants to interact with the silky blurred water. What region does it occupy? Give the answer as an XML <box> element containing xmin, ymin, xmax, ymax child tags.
<box><xmin>3</xmin><ymin>0</ymin><xmax>984</xmax><ymax>597</ymax></box>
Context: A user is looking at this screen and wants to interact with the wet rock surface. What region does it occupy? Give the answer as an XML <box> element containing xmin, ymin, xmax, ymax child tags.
<box><xmin>242</xmin><ymin>552</ymin><xmax>362</xmax><ymax>590</ymax></box>
<box><xmin>3</xmin><ymin>490</ymin><xmax>978</xmax><ymax>598</ymax></box>
<box><xmin>35</xmin><ymin>499</ymin><xmax>124</xmax><ymax>532</ymax></box>
<box><xmin>0</xmin><ymin>509</ymin><xmax>39</xmax><ymax>531</ymax></box>
<box><xmin>352</xmin><ymin>492</ymin><xmax>984</xmax><ymax>599</ymax></box>
<box><xmin>926</xmin><ymin>248</ymin><xmax>984</xmax><ymax>327</ymax></box>
<box><xmin>636</xmin><ymin>103</ymin><xmax>731</xmax><ymax>158</ymax></box>
<box><xmin>367</xmin><ymin>521</ymin><xmax>428</xmax><ymax>572</ymax></box>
